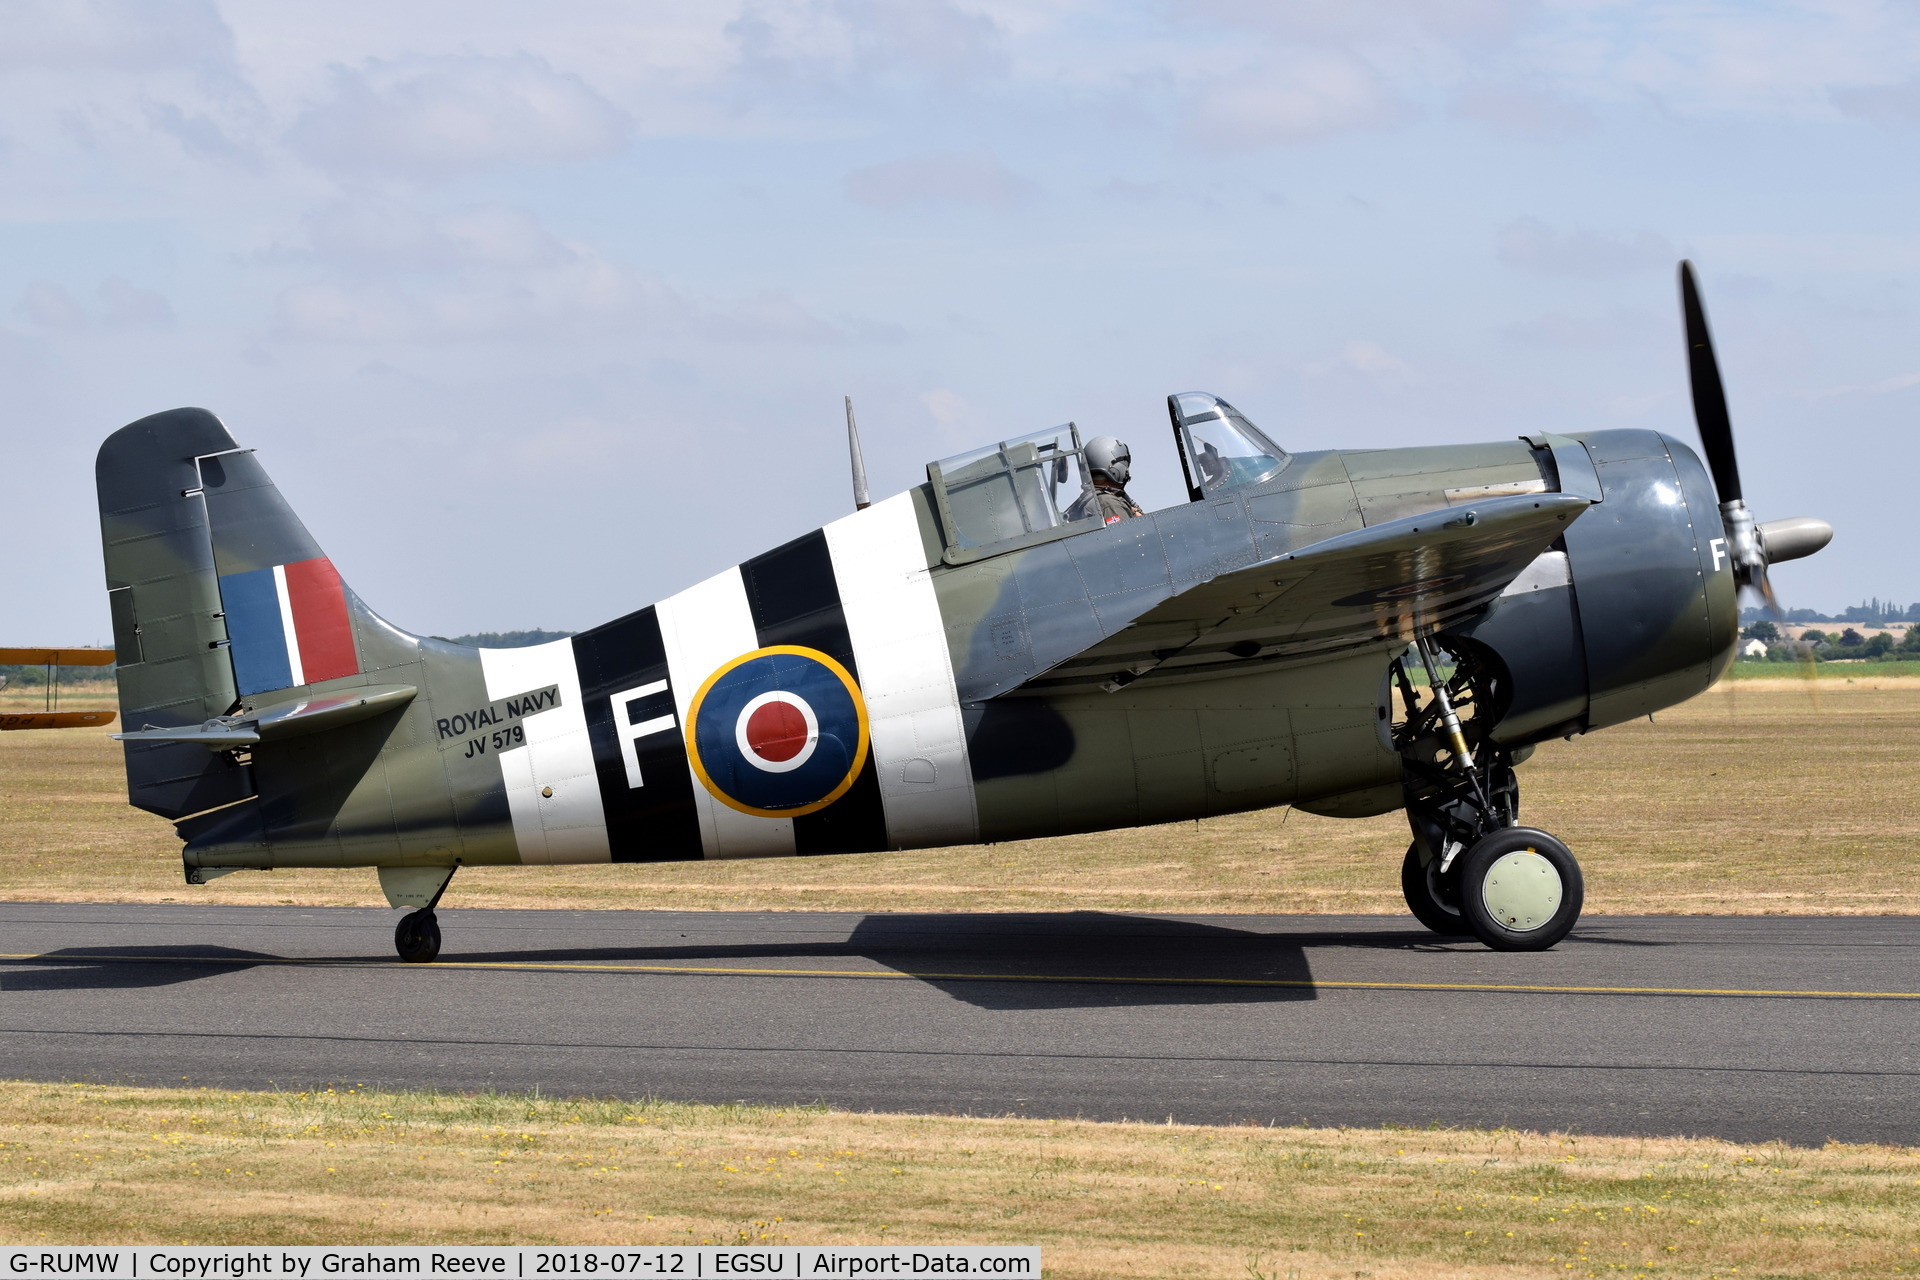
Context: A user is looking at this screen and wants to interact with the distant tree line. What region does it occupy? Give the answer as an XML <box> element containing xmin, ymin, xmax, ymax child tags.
<box><xmin>0</xmin><ymin>663</ymin><xmax>115</xmax><ymax>688</ymax></box>
<box><xmin>1739</xmin><ymin>618</ymin><xmax>1920</xmax><ymax>662</ymax></box>
<box><xmin>1741</xmin><ymin>597</ymin><xmax>1920</xmax><ymax>624</ymax></box>
<box><xmin>436</xmin><ymin>630</ymin><xmax>577</xmax><ymax>648</ymax></box>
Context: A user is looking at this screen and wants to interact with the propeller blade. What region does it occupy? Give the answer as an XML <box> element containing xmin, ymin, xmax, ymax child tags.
<box><xmin>1680</xmin><ymin>260</ymin><xmax>1742</xmax><ymax>504</ymax></box>
<box><xmin>1756</xmin><ymin>567</ymin><xmax>1781</xmax><ymax>619</ymax></box>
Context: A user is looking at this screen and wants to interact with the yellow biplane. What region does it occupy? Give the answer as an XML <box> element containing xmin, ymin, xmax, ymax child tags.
<box><xmin>0</xmin><ymin>648</ymin><xmax>117</xmax><ymax>730</ymax></box>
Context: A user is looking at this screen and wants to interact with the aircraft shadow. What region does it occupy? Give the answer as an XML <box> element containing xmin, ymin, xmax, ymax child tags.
<box><xmin>4</xmin><ymin>916</ymin><xmax>1331</xmax><ymax>1007</ymax></box>
<box><xmin>0</xmin><ymin>913</ymin><xmax>1656</xmax><ymax>1007</ymax></box>
<box><xmin>0</xmin><ymin>945</ymin><xmax>277</xmax><ymax>991</ymax></box>
<box><xmin>849</xmin><ymin>912</ymin><xmax>1322</xmax><ymax>1010</ymax></box>
<box><xmin>450</xmin><ymin>912</ymin><xmax>1399</xmax><ymax>1010</ymax></box>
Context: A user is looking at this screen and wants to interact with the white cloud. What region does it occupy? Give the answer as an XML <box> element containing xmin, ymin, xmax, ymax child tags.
<box><xmin>0</xmin><ymin>2</ymin><xmax>265</xmax><ymax>218</ymax></box>
<box><xmin>1692</xmin><ymin>232</ymin><xmax>1920</xmax><ymax>274</ymax></box>
<box><xmin>1179</xmin><ymin>0</ymin><xmax>1920</xmax><ymax>130</ymax></box>
<box><xmin>1191</xmin><ymin>0</ymin><xmax>1531</xmax><ymax>43</ymax></box>
<box><xmin>1451</xmin><ymin>85</ymin><xmax>1592</xmax><ymax>136</ymax></box>
<box><xmin>1098</xmin><ymin>177</ymin><xmax>1172</xmax><ymax>203</ymax></box>
<box><xmin>141</xmin><ymin>100</ymin><xmax>256</xmax><ymax>164</ymax></box>
<box><xmin>1833</xmin><ymin>78</ymin><xmax>1920</xmax><ymax>122</ymax></box>
<box><xmin>0</xmin><ymin>0</ymin><xmax>234</xmax><ymax>71</ymax></box>
<box><xmin>271</xmin><ymin>254</ymin><xmax>666</xmax><ymax>344</ymax></box>
<box><xmin>728</xmin><ymin>0</ymin><xmax>1006</xmax><ymax>92</ymax></box>
<box><xmin>271</xmin><ymin>224</ymin><xmax>846</xmax><ymax>347</ymax></box>
<box><xmin>712</xmin><ymin>291</ymin><xmax>852</xmax><ymax>343</ymax></box>
<box><xmin>1506</xmin><ymin>1</ymin><xmax>1920</xmax><ymax>119</ymax></box>
<box><xmin>1498</xmin><ymin>217</ymin><xmax>1675</xmax><ymax>277</ymax></box>
<box><xmin>844</xmin><ymin>149</ymin><xmax>1032</xmax><ymax>207</ymax></box>
<box><xmin>1182</xmin><ymin>48</ymin><xmax>1404</xmax><ymax>149</ymax></box>
<box><xmin>98</xmin><ymin>277</ymin><xmax>175</xmax><ymax>328</ymax></box>
<box><xmin>1342</xmin><ymin>339</ymin><xmax>1414</xmax><ymax>381</ymax></box>
<box><xmin>1501</xmin><ymin>309</ymin><xmax>1653</xmax><ymax>349</ymax></box>
<box><xmin>1812</xmin><ymin>370</ymin><xmax>1920</xmax><ymax>399</ymax></box>
<box><xmin>921</xmin><ymin>387</ymin><xmax>969</xmax><ymax>424</ymax></box>
<box><xmin>285</xmin><ymin>53</ymin><xmax>632</xmax><ymax>179</ymax></box>
<box><xmin>11</xmin><ymin>276</ymin><xmax>173</xmax><ymax>330</ymax></box>
<box><xmin>298</xmin><ymin>198</ymin><xmax>576</xmax><ymax>272</ymax></box>
<box><xmin>18</xmin><ymin>281</ymin><xmax>88</xmax><ymax>329</ymax></box>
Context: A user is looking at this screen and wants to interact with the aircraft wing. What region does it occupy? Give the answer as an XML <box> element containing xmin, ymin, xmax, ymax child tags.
<box><xmin>1020</xmin><ymin>492</ymin><xmax>1591</xmax><ymax>693</ymax></box>
<box><xmin>0</xmin><ymin>647</ymin><xmax>116</xmax><ymax>666</ymax></box>
<box><xmin>1</xmin><ymin>711</ymin><xmax>116</xmax><ymax>731</ymax></box>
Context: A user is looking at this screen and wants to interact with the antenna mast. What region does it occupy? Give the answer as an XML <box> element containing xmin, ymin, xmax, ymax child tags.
<box><xmin>845</xmin><ymin>395</ymin><xmax>871</xmax><ymax>511</ymax></box>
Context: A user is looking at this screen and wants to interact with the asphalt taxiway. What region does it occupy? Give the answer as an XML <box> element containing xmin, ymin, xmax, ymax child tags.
<box><xmin>1</xmin><ymin>904</ymin><xmax>1914</xmax><ymax>1146</ymax></box>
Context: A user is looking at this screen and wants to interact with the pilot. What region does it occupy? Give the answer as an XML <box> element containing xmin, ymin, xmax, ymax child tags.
<box><xmin>1067</xmin><ymin>435</ymin><xmax>1144</xmax><ymax>526</ymax></box>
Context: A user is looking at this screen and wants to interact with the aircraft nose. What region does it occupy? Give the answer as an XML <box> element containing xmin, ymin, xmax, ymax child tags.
<box><xmin>1757</xmin><ymin>516</ymin><xmax>1833</xmax><ymax>565</ymax></box>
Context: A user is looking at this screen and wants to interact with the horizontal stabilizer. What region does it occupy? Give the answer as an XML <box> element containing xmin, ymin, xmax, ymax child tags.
<box><xmin>114</xmin><ymin>683</ymin><xmax>416</xmax><ymax>749</ymax></box>
<box><xmin>1023</xmin><ymin>492</ymin><xmax>1591</xmax><ymax>693</ymax></box>
<box><xmin>0</xmin><ymin>647</ymin><xmax>116</xmax><ymax>666</ymax></box>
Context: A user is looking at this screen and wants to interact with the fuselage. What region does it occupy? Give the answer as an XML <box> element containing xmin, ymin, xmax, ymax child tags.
<box><xmin>94</xmin><ymin>411</ymin><xmax>1734</xmax><ymax>874</ymax></box>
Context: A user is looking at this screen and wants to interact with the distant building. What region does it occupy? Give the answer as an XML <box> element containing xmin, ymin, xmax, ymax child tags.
<box><xmin>1740</xmin><ymin>638</ymin><xmax>1768</xmax><ymax>659</ymax></box>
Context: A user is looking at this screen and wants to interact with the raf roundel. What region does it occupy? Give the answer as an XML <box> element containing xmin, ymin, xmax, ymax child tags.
<box><xmin>686</xmin><ymin>646</ymin><xmax>871</xmax><ymax>817</ymax></box>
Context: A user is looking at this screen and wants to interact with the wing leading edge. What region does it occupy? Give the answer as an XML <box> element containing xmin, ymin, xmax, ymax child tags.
<box><xmin>1016</xmin><ymin>492</ymin><xmax>1592</xmax><ymax>694</ymax></box>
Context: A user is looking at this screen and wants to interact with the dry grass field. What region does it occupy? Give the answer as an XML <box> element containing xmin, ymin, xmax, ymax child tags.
<box><xmin>1</xmin><ymin>1081</ymin><xmax>1916</xmax><ymax>1278</ymax></box>
<box><xmin>4</xmin><ymin>682</ymin><xmax>1918</xmax><ymax>915</ymax></box>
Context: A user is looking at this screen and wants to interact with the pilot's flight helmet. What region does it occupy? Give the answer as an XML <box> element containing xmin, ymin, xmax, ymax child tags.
<box><xmin>1084</xmin><ymin>435</ymin><xmax>1131</xmax><ymax>486</ymax></box>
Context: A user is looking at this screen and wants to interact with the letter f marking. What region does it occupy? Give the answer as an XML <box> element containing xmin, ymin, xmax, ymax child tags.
<box><xmin>610</xmin><ymin>680</ymin><xmax>677</xmax><ymax>789</ymax></box>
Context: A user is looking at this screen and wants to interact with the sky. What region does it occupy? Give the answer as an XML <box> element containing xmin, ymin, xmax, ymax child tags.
<box><xmin>5</xmin><ymin>0</ymin><xmax>1919</xmax><ymax>643</ymax></box>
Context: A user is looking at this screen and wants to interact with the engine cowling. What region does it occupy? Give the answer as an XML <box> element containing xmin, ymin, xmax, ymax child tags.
<box><xmin>1453</xmin><ymin>428</ymin><xmax>1739</xmax><ymax>744</ymax></box>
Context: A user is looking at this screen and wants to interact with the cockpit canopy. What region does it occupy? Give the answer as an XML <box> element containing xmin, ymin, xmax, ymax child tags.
<box><xmin>922</xmin><ymin>393</ymin><xmax>1290</xmax><ymax>564</ymax></box>
<box><xmin>1168</xmin><ymin>392</ymin><xmax>1289</xmax><ymax>499</ymax></box>
<box><xmin>926</xmin><ymin>423</ymin><xmax>1094</xmax><ymax>564</ymax></box>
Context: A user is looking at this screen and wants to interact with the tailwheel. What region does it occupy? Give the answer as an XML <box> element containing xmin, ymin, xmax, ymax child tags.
<box><xmin>394</xmin><ymin>909</ymin><xmax>441</xmax><ymax>964</ymax></box>
<box><xmin>1399</xmin><ymin>841</ymin><xmax>1472</xmax><ymax>936</ymax></box>
<box><xmin>1457</xmin><ymin>827</ymin><xmax>1583</xmax><ymax>952</ymax></box>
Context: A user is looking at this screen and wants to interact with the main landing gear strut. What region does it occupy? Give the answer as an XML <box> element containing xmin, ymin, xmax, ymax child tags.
<box><xmin>1391</xmin><ymin>635</ymin><xmax>1583</xmax><ymax>951</ymax></box>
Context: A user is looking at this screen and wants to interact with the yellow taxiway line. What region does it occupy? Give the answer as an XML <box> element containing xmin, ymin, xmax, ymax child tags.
<box><xmin>2</xmin><ymin>952</ymin><xmax>1918</xmax><ymax>1001</ymax></box>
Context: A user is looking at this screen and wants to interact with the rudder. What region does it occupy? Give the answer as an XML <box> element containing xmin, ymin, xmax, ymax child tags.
<box><xmin>97</xmin><ymin>409</ymin><xmax>253</xmax><ymax>818</ymax></box>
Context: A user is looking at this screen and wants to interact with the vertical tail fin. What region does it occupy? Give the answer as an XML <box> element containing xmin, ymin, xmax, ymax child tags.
<box><xmin>97</xmin><ymin>407</ymin><xmax>415</xmax><ymax>819</ymax></box>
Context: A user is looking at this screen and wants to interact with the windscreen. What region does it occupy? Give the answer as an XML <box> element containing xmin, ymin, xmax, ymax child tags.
<box><xmin>1168</xmin><ymin>392</ymin><xmax>1289</xmax><ymax>498</ymax></box>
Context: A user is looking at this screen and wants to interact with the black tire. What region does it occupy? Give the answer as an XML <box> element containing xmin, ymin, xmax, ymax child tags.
<box><xmin>394</xmin><ymin>909</ymin><xmax>441</xmax><ymax>964</ymax></box>
<box><xmin>1457</xmin><ymin>827</ymin><xmax>1583</xmax><ymax>952</ymax></box>
<box><xmin>1400</xmin><ymin>841</ymin><xmax>1472</xmax><ymax>936</ymax></box>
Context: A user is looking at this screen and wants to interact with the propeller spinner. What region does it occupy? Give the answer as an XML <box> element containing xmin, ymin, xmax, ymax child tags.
<box><xmin>1678</xmin><ymin>261</ymin><xmax>1832</xmax><ymax>612</ymax></box>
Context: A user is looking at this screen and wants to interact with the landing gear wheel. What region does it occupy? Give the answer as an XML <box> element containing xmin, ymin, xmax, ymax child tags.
<box><xmin>1458</xmin><ymin>827</ymin><xmax>1583</xmax><ymax>952</ymax></box>
<box><xmin>394</xmin><ymin>909</ymin><xmax>441</xmax><ymax>964</ymax></box>
<box><xmin>1400</xmin><ymin>842</ymin><xmax>1472</xmax><ymax>936</ymax></box>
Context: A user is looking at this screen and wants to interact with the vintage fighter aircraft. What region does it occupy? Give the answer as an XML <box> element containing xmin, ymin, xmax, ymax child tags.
<box><xmin>96</xmin><ymin>263</ymin><xmax>1829</xmax><ymax>961</ymax></box>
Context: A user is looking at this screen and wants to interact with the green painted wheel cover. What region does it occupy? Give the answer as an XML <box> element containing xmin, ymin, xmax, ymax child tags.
<box><xmin>1480</xmin><ymin>849</ymin><xmax>1562</xmax><ymax>932</ymax></box>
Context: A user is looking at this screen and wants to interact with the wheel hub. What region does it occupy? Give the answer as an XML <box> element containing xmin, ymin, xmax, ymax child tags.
<box><xmin>1480</xmin><ymin>849</ymin><xmax>1562</xmax><ymax>932</ymax></box>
